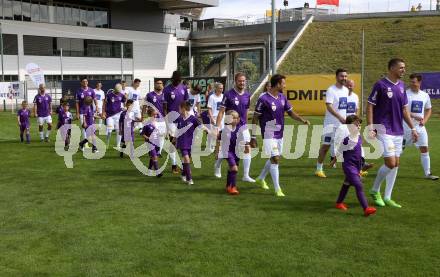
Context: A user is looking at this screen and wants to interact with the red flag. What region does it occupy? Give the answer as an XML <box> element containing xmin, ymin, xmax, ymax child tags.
<box><xmin>317</xmin><ymin>0</ymin><xmax>339</xmax><ymax>6</ymax></box>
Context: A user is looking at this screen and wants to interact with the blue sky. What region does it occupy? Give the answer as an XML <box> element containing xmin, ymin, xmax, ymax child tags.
<box><xmin>202</xmin><ymin>0</ymin><xmax>435</xmax><ymax>19</ymax></box>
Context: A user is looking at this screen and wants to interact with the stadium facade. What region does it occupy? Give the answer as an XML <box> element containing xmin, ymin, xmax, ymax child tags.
<box><xmin>0</xmin><ymin>0</ymin><xmax>217</xmax><ymax>87</ymax></box>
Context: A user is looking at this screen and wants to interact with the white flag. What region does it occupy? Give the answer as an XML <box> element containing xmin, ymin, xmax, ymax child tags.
<box><xmin>25</xmin><ymin>63</ymin><xmax>45</xmax><ymax>86</ymax></box>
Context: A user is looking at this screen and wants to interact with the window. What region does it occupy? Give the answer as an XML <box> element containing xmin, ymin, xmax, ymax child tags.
<box><xmin>80</xmin><ymin>7</ymin><xmax>87</xmax><ymax>26</ymax></box>
<box><xmin>55</xmin><ymin>4</ymin><xmax>64</xmax><ymax>24</ymax></box>
<box><xmin>31</xmin><ymin>2</ymin><xmax>40</xmax><ymax>22</ymax></box>
<box><xmin>87</xmin><ymin>8</ymin><xmax>95</xmax><ymax>27</ymax></box>
<box><xmin>3</xmin><ymin>0</ymin><xmax>13</xmax><ymax>20</ymax></box>
<box><xmin>12</xmin><ymin>0</ymin><xmax>21</xmax><ymax>21</ymax></box>
<box><xmin>2</xmin><ymin>34</ymin><xmax>18</xmax><ymax>55</ymax></box>
<box><xmin>21</xmin><ymin>0</ymin><xmax>30</xmax><ymax>21</ymax></box>
<box><xmin>64</xmin><ymin>6</ymin><xmax>72</xmax><ymax>25</ymax></box>
<box><xmin>71</xmin><ymin>7</ymin><xmax>79</xmax><ymax>26</ymax></box>
<box><xmin>39</xmin><ymin>3</ymin><xmax>48</xmax><ymax>22</ymax></box>
<box><xmin>23</xmin><ymin>35</ymin><xmax>54</xmax><ymax>56</ymax></box>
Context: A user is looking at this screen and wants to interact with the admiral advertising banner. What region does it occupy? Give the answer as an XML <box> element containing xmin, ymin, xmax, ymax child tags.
<box><xmin>285</xmin><ymin>74</ymin><xmax>361</xmax><ymax>115</ymax></box>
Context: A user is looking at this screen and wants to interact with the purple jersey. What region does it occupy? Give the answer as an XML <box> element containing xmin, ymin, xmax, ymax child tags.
<box><xmin>163</xmin><ymin>83</ymin><xmax>189</xmax><ymax>113</ymax></box>
<box><xmin>220</xmin><ymin>88</ymin><xmax>250</xmax><ymax>126</ymax></box>
<box><xmin>59</xmin><ymin>110</ymin><xmax>73</xmax><ymax>126</ymax></box>
<box><xmin>255</xmin><ymin>92</ymin><xmax>292</xmax><ymax>139</ymax></box>
<box><xmin>141</xmin><ymin>123</ymin><xmax>161</xmax><ymax>147</ymax></box>
<box><xmin>17</xmin><ymin>108</ymin><xmax>31</xmax><ymax>127</ymax></box>
<box><xmin>220</xmin><ymin>126</ymin><xmax>240</xmax><ymax>155</ymax></box>
<box><xmin>105</xmin><ymin>92</ymin><xmax>126</xmax><ymax>117</ymax></box>
<box><xmin>368</xmin><ymin>78</ymin><xmax>408</xmax><ymax>136</ymax></box>
<box><xmin>119</xmin><ymin>110</ymin><xmax>135</xmax><ymax>142</ymax></box>
<box><xmin>33</xmin><ymin>93</ymin><xmax>52</xmax><ymax>117</ymax></box>
<box><xmin>145</xmin><ymin>91</ymin><xmax>165</xmax><ymax>118</ymax></box>
<box><xmin>175</xmin><ymin>114</ymin><xmax>201</xmax><ymax>150</ymax></box>
<box><xmin>75</xmin><ymin>87</ymin><xmax>95</xmax><ymax>114</ymax></box>
<box><xmin>341</xmin><ymin>135</ymin><xmax>363</xmax><ymax>175</ymax></box>
<box><xmin>84</xmin><ymin>106</ymin><xmax>95</xmax><ymax>126</ymax></box>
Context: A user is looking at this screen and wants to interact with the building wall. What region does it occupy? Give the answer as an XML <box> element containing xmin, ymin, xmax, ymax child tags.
<box><xmin>1</xmin><ymin>20</ymin><xmax>178</xmax><ymax>90</ymax></box>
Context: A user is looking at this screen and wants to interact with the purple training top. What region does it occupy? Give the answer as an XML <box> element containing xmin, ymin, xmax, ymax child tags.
<box><xmin>141</xmin><ymin>123</ymin><xmax>161</xmax><ymax>147</ymax></box>
<box><xmin>33</xmin><ymin>93</ymin><xmax>52</xmax><ymax>117</ymax></box>
<box><xmin>255</xmin><ymin>92</ymin><xmax>292</xmax><ymax>139</ymax></box>
<box><xmin>175</xmin><ymin>114</ymin><xmax>201</xmax><ymax>150</ymax></box>
<box><xmin>341</xmin><ymin>135</ymin><xmax>363</xmax><ymax>176</ymax></box>
<box><xmin>17</xmin><ymin>108</ymin><xmax>31</xmax><ymax>128</ymax></box>
<box><xmin>105</xmin><ymin>92</ymin><xmax>126</xmax><ymax>117</ymax></box>
<box><xmin>368</xmin><ymin>78</ymin><xmax>408</xmax><ymax>136</ymax></box>
<box><xmin>220</xmin><ymin>88</ymin><xmax>250</xmax><ymax>126</ymax></box>
<box><xmin>76</xmin><ymin>87</ymin><xmax>95</xmax><ymax>114</ymax></box>
<box><xmin>145</xmin><ymin>91</ymin><xmax>165</xmax><ymax>118</ymax></box>
<box><xmin>119</xmin><ymin>110</ymin><xmax>134</xmax><ymax>142</ymax></box>
<box><xmin>163</xmin><ymin>83</ymin><xmax>188</xmax><ymax>113</ymax></box>
<box><xmin>59</xmin><ymin>110</ymin><xmax>72</xmax><ymax>126</ymax></box>
<box><xmin>220</xmin><ymin>126</ymin><xmax>240</xmax><ymax>157</ymax></box>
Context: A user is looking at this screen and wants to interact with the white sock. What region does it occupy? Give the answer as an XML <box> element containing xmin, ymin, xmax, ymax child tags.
<box><xmin>214</xmin><ymin>158</ymin><xmax>222</xmax><ymax>169</ymax></box>
<box><xmin>39</xmin><ymin>131</ymin><xmax>44</xmax><ymax>140</ymax></box>
<box><xmin>45</xmin><ymin>130</ymin><xmax>51</xmax><ymax>138</ymax></box>
<box><xmin>106</xmin><ymin>132</ymin><xmax>111</xmax><ymax>145</ymax></box>
<box><xmin>243</xmin><ymin>153</ymin><xmax>251</xmax><ymax>178</ymax></box>
<box><xmin>116</xmin><ymin>134</ymin><xmax>121</xmax><ymax>147</ymax></box>
<box><xmin>258</xmin><ymin>160</ymin><xmax>271</xmax><ymax>180</ymax></box>
<box><xmin>384</xmin><ymin>167</ymin><xmax>399</xmax><ymax>200</ymax></box>
<box><xmin>159</xmin><ymin>137</ymin><xmax>165</xmax><ymax>154</ymax></box>
<box><xmin>269</xmin><ymin>163</ymin><xmax>280</xmax><ymax>192</ymax></box>
<box><xmin>330</xmin><ymin>143</ymin><xmax>335</xmax><ymax>157</ymax></box>
<box><xmin>82</xmin><ymin>129</ymin><xmax>87</xmax><ymax>139</ymax></box>
<box><xmin>421</xmin><ymin>152</ymin><xmax>431</xmax><ymax>176</ymax></box>
<box><xmin>372</xmin><ymin>164</ymin><xmax>392</xmax><ymax>192</ymax></box>
<box><xmin>170</xmin><ymin>151</ymin><xmax>177</xmax><ymax>166</ymax></box>
<box><xmin>316</xmin><ymin>162</ymin><xmax>323</xmax><ymax>171</ymax></box>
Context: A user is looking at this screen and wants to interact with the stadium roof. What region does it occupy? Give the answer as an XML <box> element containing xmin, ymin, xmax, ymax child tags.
<box><xmin>148</xmin><ymin>0</ymin><xmax>218</xmax><ymax>9</ymax></box>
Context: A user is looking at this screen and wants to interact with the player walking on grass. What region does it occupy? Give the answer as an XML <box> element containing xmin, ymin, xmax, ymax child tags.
<box><xmin>367</xmin><ymin>58</ymin><xmax>418</xmax><ymax>208</ymax></box>
<box><xmin>75</xmin><ymin>77</ymin><xmax>97</xmax><ymax>141</ymax></box>
<box><xmin>251</xmin><ymin>74</ymin><xmax>310</xmax><ymax>197</ymax></box>
<box><xmin>331</xmin><ymin>115</ymin><xmax>377</xmax><ymax>217</ymax></box>
<box><xmin>79</xmin><ymin>96</ymin><xmax>99</xmax><ymax>153</ymax></box>
<box><xmin>315</xmin><ymin>69</ymin><xmax>349</xmax><ymax>178</ymax></box>
<box><xmin>402</xmin><ymin>73</ymin><xmax>438</xmax><ymax>180</ymax></box>
<box><xmin>102</xmin><ymin>83</ymin><xmax>126</xmax><ymax>148</ymax></box>
<box><xmin>144</xmin><ymin>79</ymin><xmax>166</xmax><ymax>154</ymax></box>
<box><xmin>58</xmin><ymin>102</ymin><xmax>73</xmax><ymax>151</ymax></box>
<box><xmin>119</xmin><ymin>100</ymin><xmax>141</xmax><ymax>158</ymax></box>
<box><xmin>33</xmin><ymin>84</ymin><xmax>52</xmax><ymax>142</ymax></box>
<box><xmin>93</xmin><ymin>82</ymin><xmax>105</xmax><ymax>128</ymax></box>
<box><xmin>215</xmin><ymin>110</ymin><xmax>241</xmax><ymax>195</ymax></box>
<box><xmin>126</xmin><ymin>78</ymin><xmax>143</xmax><ymax>131</ymax></box>
<box><xmin>163</xmin><ymin>71</ymin><xmax>189</xmax><ymax>174</ymax></box>
<box><xmin>216</xmin><ymin>72</ymin><xmax>255</xmax><ymax>183</ymax></box>
<box><xmin>17</xmin><ymin>100</ymin><xmax>31</xmax><ymax>144</ymax></box>
<box><xmin>207</xmin><ymin>82</ymin><xmax>224</xmax><ymax>155</ymax></box>
<box><xmin>142</xmin><ymin>107</ymin><xmax>163</xmax><ymax>177</ymax></box>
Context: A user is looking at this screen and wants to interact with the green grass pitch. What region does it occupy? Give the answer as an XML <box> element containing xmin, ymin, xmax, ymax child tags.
<box><xmin>1</xmin><ymin>112</ymin><xmax>439</xmax><ymax>276</ymax></box>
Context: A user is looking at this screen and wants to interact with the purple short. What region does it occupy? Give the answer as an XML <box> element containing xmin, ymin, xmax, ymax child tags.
<box><xmin>149</xmin><ymin>145</ymin><xmax>160</xmax><ymax>158</ymax></box>
<box><xmin>200</xmin><ymin>110</ymin><xmax>210</xmax><ymax>125</ymax></box>
<box><xmin>226</xmin><ymin>152</ymin><xmax>239</xmax><ymax>167</ymax></box>
<box><xmin>180</xmin><ymin>148</ymin><xmax>191</xmax><ymax>157</ymax></box>
<box><xmin>20</xmin><ymin>124</ymin><xmax>29</xmax><ymax>132</ymax></box>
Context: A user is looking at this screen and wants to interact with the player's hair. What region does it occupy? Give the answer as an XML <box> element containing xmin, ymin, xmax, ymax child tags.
<box><xmin>171</xmin><ymin>71</ymin><xmax>182</xmax><ymax>82</ymax></box>
<box><xmin>180</xmin><ymin>100</ymin><xmax>192</xmax><ymax>112</ymax></box>
<box><xmin>234</xmin><ymin>72</ymin><xmax>246</xmax><ymax>81</ymax></box>
<box><xmin>193</xmin><ymin>84</ymin><xmax>202</xmax><ymax>93</ymax></box>
<box><xmin>213</xmin><ymin>82</ymin><xmax>223</xmax><ymax>91</ymax></box>
<box><xmin>270</xmin><ymin>74</ymin><xmax>286</xmax><ymax>88</ymax></box>
<box><xmin>80</xmin><ymin>76</ymin><xmax>88</xmax><ymax>82</ymax></box>
<box><xmin>155</xmin><ymin>79</ymin><xmax>163</xmax><ymax>84</ymax></box>
<box><xmin>121</xmin><ymin>80</ymin><xmax>126</xmax><ymax>84</ymax></box>
<box><xmin>115</xmin><ymin>83</ymin><xmax>122</xmax><ymax>92</ymax></box>
<box><xmin>60</xmin><ymin>96</ymin><xmax>68</xmax><ymax>104</ymax></box>
<box><xmin>22</xmin><ymin>100</ymin><xmax>28</xmax><ymax>105</ymax></box>
<box><xmin>147</xmin><ymin>107</ymin><xmax>156</xmax><ymax>117</ymax></box>
<box><xmin>95</xmin><ymin>82</ymin><xmax>102</xmax><ymax>87</ymax></box>
<box><xmin>134</xmin><ymin>78</ymin><xmax>141</xmax><ymax>83</ymax></box>
<box><xmin>224</xmin><ymin>110</ymin><xmax>239</xmax><ymax>125</ymax></box>
<box><xmin>62</xmin><ymin>101</ymin><xmax>69</xmax><ymax>107</ymax></box>
<box><xmin>346</xmin><ymin>114</ymin><xmax>362</xmax><ymax>125</ymax></box>
<box><xmin>409</xmin><ymin>73</ymin><xmax>422</xmax><ymax>81</ymax></box>
<box><xmin>335</xmin><ymin>68</ymin><xmax>347</xmax><ymax>76</ymax></box>
<box><xmin>126</xmin><ymin>99</ymin><xmax>134</xmax><ymax>106</ymax></box>
<box><xmin>226</xmin><ymin>109</ymin><xmax>239</xmax><ymax>118</ymax></box>
<box><xmin>388</xmin><ymin>58</ymin><xmax>405</xmax><ymax>70</ymax></box>
<box><xmin>84</xmin><ymin>96</ymin><xmax>93</xmax><ymax>105</ymax></box>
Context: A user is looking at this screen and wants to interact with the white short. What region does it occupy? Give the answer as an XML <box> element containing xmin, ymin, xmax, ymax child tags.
<box><xmin>377</xmin><ymin>134</ymin><xmax>403</xmax><ymax>158</ymax></box>
<box><xmin>404</xmin><ymin>126</ymin><xmax>428</xmax><ymax>148</ymax></box>
<box><xmin>106</xmin><ymin>112</ymin><xmax>122</xmax><ymax>131</ymax></box>
<box><xmin>37</xmin><ymin>116</ymin><xmax>52</xmax><ymax>125</ymax></box>
<box><xmin>168</xmin><ymin>122</ymin><xmax>178</xmax><ymax>137</ymax></box>
<box><xmin>241</xmin><ymin>127</ymin><xmax>251</xmax><ymax>143</ymax></box>
<box><xmin>156</xmin><ymin>120</ymin><xmax>167</xmax><ymax>136</ymax></box>
<box><xmin>263</xmin><ymin>138</ymin><xmax>283</xmax><ymax>157</ymax></box>
<box><xmin>321</xmin><ymin>125</ymin><xmax>337</xmax><ymax>145</ymax></box>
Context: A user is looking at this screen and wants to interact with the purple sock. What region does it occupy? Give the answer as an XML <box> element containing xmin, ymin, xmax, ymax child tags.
<box><xmin>353</xmin><ymin>183</ymin><xmax>368</xmax><ymax>209</ymax></box>
<box><xmin>226</xmin><ymin>171</ymin><xmax>232</xmax><ymax>188</ymax></box>
<box><xmin>229</xmin><ymin>171</ymin><xmax>237</xmax><ymax>187</ymax></box>
<box><xmin>20</xmin><ymin>133</ymin><xmax>24</xmax><ymax>142</ymax></box>
<box><xmin>336</xmin><ymin>184</ymin><xmax>350</xmax><ymax>204</ymax></box>
<box><xmin>153</xmin><ymin>160</ymin><xmax>159</xmax><ymax>171</ymax></box>
<box><xmin>184</xmin><ymin>163</ymin><xmax>192</xmax><ymax>181</ymax></box>
<box><xmin>148</xmin><ymin>159</ymin><xmax>153</xmax><ymax>169</ymax></box>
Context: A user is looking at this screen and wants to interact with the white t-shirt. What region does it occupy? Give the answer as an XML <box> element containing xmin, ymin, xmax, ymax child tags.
<box><xmin>207</xmin><ymin>93</ymin><xmax>223</xmax><ymax>118</ymax></box>
<box><xmin>127</xmin><ymin>87</ymin><xmax>142</xmax><ymax>111</ymax></box>
<box><xmin>346</xmin><ymin>92</ymin><xmax>359</xmax><ymax>116</ymax></box>
<box><xmin>188</xmin><ymin>93</ymin><xmax>201</xmax><ymax>115</ymax></box>
<box><xmin>404</xmin><ymin>88</ymin><xmax>432</xmax><ymax>130</ymax></box>
<box><xmin>93</xmin><ymin>89</ymin><xmax>105</xmax><ymax>112</ymax></box>
<box><xmin>324</xmin><ymin>84</ymin><xmax>349</xmax><ymax>127</ymax></box>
